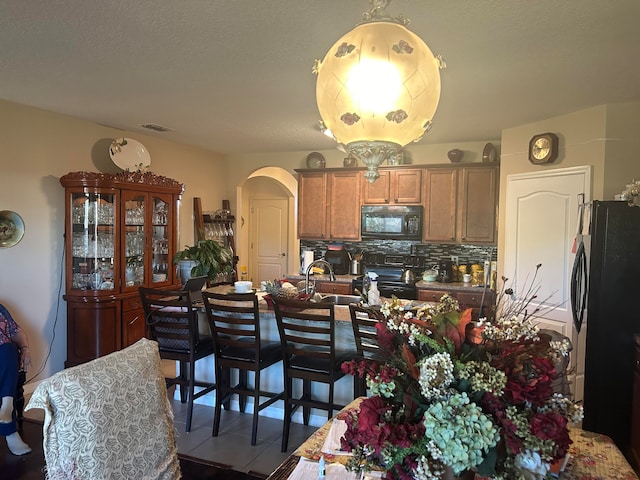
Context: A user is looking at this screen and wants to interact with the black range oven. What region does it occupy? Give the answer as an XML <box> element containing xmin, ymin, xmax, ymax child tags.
<box><xmin>351</xmin><ymin>253</ymin><xmax>426</xmax><ymax>300</ymax></box>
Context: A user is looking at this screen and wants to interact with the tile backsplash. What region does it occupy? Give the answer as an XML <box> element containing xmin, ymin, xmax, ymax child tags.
<box><xmin>300</xmin><ymin>239</ymin><xmax>496</xmax><ymax>268</ymax></box>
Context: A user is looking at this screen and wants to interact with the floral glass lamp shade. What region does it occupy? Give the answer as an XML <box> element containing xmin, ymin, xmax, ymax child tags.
<box><xmin>315</xmin><ymin>0</ymin><xmax>444</xmax><ymax>183</ymax></box>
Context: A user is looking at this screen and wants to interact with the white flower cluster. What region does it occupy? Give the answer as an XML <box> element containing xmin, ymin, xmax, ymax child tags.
<box><xmin>414</xmin><ymin>452</ymin><xmax>446</xmax><ymax>480</ymax></box>
<box><xmin>417</xmin><ymin>352</ymin><xmax>454</xmax><ymax>400</ymax></box>
<box><xmin>457</xmin><ymin>360</ymin><xmax>506</xmax><ymax>396</ymax></box>
<box><xmin>549</xmin><ymin>338</ymin><xmax>571</xmax><ymax>357</ymax></box>
<box><xmin>385</xmin><ymin>311</ymin><xmax>431</xmax><ymax>346</ymax></box>
<box><xmin>538</xmin><ymin>393</ymin><xmax>584</xmax><ymax>424</ymax></box>
<box><xmin>479</xmin><ymin>315</ymin><xmax>539</xmax><ymax>342</ymax></box>
<box><xmin>513</xmin><ymin>450</ymin><xmax>550</xmax><ymax>480</ymax></box>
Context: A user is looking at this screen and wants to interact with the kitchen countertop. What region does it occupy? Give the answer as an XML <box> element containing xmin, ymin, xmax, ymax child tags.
<box><xmin>416</xmin><ymin>280</ymin><xmax>495</xmax><ymax>293</ymax></box>
<box><xmin>285</xmin><ymin>273</ymin><xmax>359</xmax><ymax>283</ymax></box>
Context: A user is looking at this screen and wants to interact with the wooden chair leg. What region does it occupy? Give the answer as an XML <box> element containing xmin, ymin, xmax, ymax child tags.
<box><xmin>15</xmin><ymin>370</ymin><xmax>26</xmax><ymax>429</ymax></box>
<box><xmin>186</xmin><ymin>360</ymin><xmax>195</xmax><ymax>433</ymax></box>
<box><xmin>281</xmin><ymin>376</ymin><xmax>293</xmax><ymax>452</ymax></box>
<box><xmin>328</xmin><ymin>381</ymin><xmax>335</xmax><ymax>420</ymax></box>
<box><xmin>179</xmin><ymin>360</ymin><xmax>188</xmax><ymax>403</ymax></box>
<box><xmin>212</xmin><ymin>365</ymin><xmax>225</xmax><ymax>437</ymax></box>
<box><xmin>251</xmin><ymin>369</ymin><xmax>260</xmax><ymax>446</ymax></box>
<box><xmin>238</xmin><ymin>369</ymin><xmax>248</xmax><ymax>413</ymax></box>
<box><xmin>302</xmin><ymin>379</ymin><xmax>311</xmax><ymax>425</ymax></box>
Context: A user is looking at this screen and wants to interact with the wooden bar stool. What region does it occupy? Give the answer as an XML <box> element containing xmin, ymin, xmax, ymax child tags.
<box><xmin>139</xmin><ymin>287</ymin><xmax>218</xmax><ymax>433</ymax></box>
<box><xmin>202</xmin><ymin>291</ymin><xmax>285</xmax><ymax>445</ymax></box>
<box><xmin>273</xmin><ymin>297</ymin><xmax>357</xmax><ymax>452</ymax></box>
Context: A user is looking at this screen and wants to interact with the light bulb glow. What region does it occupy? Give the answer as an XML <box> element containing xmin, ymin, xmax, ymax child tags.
<box><xmin>346</xmin><ymin>59</ymin><xmax>402</xmax><ymax>115</ymax></box>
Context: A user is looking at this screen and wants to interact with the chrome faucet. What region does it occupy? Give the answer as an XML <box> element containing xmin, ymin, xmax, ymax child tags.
<box><xmin>305</xmin><ymin>259</ymin><xmax>335</xmax><ymax>294</ymax></box>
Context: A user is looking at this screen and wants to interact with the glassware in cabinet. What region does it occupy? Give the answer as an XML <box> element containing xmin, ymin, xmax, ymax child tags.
<box><xmin>70</xmin><ymin>191</ymin><xmax>116</xmax><ymax>291</ymax></box>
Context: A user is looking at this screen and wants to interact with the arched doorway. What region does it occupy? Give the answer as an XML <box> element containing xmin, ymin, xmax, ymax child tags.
<box><xmin>236</xmin><ymin>167</ymin><xmax>299</xmax><ymax>283</ymax></box>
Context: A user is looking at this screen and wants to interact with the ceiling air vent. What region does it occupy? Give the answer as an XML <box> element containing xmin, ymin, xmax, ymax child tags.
<box><xmin>139</xmin><ymin>123</ymin><xmax>174</xmax><ymax>132</ymax></box>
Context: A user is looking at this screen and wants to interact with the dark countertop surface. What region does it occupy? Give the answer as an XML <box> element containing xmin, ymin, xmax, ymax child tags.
<box><xmin>416</xmin><ymin>280</ymin><xmax>494</xmax><ymax>293</ymax></box>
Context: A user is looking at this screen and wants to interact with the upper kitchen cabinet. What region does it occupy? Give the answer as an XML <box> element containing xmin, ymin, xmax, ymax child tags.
<box><xmin>327</xmin><ymin>171</ymin><xmax>361</xmax><ymax>240</ymax></box>
<box><xmin>60</xmin><ymin>171</ymin><xmax>183</xmax><ymax>367</ymax></box>
<box><xmin>297</xmin><ymin>170</ymin><xmax>360</xmax><ymax>240</ymax></box>
<box><xmin>423</xmin><ymin>168</ymin><xmax>458</xmax><ymax>242</ymax></box>
<box><xmin>423</xmin><ymin>164</ymin><xmax>498</xmax><ymax>244</ymax></box>
<box><xmin>457</xmin><ymin>165</ymin><xmax>498</xmax><ymax>244</ymax></box>
<box><xmin>298</xmin><ymin>171</ymin><xmax>327</xmax><ymax>239</ymax></box>
<box><xmin>362</xmin><ymin>167</ymin><xmax>422</xmax><ymax>204</ymax></box>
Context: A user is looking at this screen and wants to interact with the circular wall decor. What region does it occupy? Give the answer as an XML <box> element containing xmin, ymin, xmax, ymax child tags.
<box><xmin>306</xmin><ymin>152</ymin><xmax>326</xmax><ymax>168</ymax></box>
<box><xmin>0</xmin><ymin>210</ymin><xmax>25</xmax><ymax>248</ymax></box>
<box><xmin>109</xmin><ymin>137</ymin><xmax>151</xmax><ymax>171</ymax></box>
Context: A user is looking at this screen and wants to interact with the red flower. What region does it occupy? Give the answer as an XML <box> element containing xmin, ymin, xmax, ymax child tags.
<box><xmin>375</xmin><ymin>321</ymin><xmax>396</xmax><ymax>352</ymax></box>
<box><xmin>530</xmin><ymin>412</ymin><xmax>572</xmax><ymax>460</ymax></box>
<box><xmin>357</xmin><ymin>396</ymin><xmax>387</xmax><ymax>432</ymax></box>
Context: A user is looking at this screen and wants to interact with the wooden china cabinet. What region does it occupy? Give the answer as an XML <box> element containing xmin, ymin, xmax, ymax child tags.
<box><xmin>60</xmin><ymin>171</ymin><xmax>184</xmax><ymax>367</ymax></box>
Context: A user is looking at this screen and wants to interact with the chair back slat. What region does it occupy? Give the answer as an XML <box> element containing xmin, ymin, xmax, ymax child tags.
<box><xmin>273</xmin><ymin>297</ymin><xmax>337</xmax><ymax>367</ymax></box>
<box><xmin>349</xmin><ymin>304</ymin><xmax>384</xmax><ymax>359</ymax></box>
<box><xmin>202</xmin><ymin>291</ymin><xmax>262</xmax><ymax>359</ymax></box>
<box><xmin>139</xmin><ymin>288</ymin><xmax>201</xmax><ymax>353</ymax></box>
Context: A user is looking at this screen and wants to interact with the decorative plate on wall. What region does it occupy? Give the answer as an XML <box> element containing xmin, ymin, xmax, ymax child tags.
<box><xmin>0</xmin><ymin>210</ymin><xmax>25</xmax><ymax>248</ymax></box>
<box><xmin>482</xmin><ymin>143</ymin><xmax>497</xmax><ymax>163</ymax></box>
<box><xmin>306</xmin><ymin>152</ymin><xmax>326</xmax><ymax>169</ymax></box>
<box><xmin>109</xmin><ymin>138</ymin><xmax>151</xmax><ymax>171</ymax></box>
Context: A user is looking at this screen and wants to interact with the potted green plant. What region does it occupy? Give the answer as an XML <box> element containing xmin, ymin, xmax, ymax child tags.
<box><xmin>173</xmin><ymin>239</ymin><xmax>233</xmax><ymax>285</ymax></box>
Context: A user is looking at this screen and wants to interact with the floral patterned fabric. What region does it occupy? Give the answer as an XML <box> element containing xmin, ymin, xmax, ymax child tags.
<box><xmin>26</xmin><ymin>338</ymin><xmax>181</xmax><ymax>480</ymax></box>
<box><xmin>289</xmin><ymin>399</ymin><xmax>639</xmax><ymax>480</ymax></box>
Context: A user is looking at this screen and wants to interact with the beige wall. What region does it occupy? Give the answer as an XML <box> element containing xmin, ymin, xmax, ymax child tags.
<box><xmin>0</xmin><ymin>99</ymin><xmax>226</xmax><ymax>380</ymax></box>
<box><xmin>497</xmin><ymin>102</ymin><xmax>640</xmax><ymax>280</ymax></box>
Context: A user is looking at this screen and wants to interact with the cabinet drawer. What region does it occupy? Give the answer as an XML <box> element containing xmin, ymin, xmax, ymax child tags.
<box><xmin>456</xmin><ymin>291</ymin><xmax>494</xmax><ymax>307</ymax></box>
<box><xmin>317</xmin><ymin>282</ymin><xmax>352</xmax><ymax>294</ymax></box>
<box><xmin>418</xmin><ymin>290</ymin><xmax>452</xmax><ymax>303</ymax></box>
<box><xmin>123</xmin><ymin>296</ymin><xmax>143</xmax><ymax>312</ymax></box>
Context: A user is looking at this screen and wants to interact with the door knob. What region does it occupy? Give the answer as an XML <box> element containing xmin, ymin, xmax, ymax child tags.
<box><xmin>280</xmin><ymin>253</ymin><xmax>286</xmax><ymax>257</ymax></box>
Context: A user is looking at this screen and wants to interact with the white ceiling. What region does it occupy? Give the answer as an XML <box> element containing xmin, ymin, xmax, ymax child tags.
<box><xmin>1</xmin><ymin>0</ymin><xmax>639</xmax><ymax>155</ymax></box>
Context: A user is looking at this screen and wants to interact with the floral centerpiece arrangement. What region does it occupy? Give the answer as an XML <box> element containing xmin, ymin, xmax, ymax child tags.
<box><xmin>340</xmin><ymin>268</ymin><xmax>582</xmax><ymax>480</ymax></box>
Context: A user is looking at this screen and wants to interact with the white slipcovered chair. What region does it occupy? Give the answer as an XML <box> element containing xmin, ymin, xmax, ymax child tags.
<box><xmin>26</xmin><ymin>338</ymin><xmax>181</xmax><ymax>480</ymax></box>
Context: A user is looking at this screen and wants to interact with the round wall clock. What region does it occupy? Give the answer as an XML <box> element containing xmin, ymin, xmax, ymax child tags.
<box><xmin>528</xmin><ymin>132</ymin><xmax>559</xmax><ymax>164</ymax></box>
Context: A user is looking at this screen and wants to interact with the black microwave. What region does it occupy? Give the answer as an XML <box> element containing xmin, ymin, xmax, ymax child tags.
<box><xmin>361</xmin><ymin>205</ymin><xmax>423</xmax><ymax>239</ymax></box>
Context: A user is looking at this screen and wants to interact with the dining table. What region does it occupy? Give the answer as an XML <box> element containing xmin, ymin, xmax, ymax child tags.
<box><xmin>267</xmin><ymin>397</ymin><xmax>639</xmax><ymax>480</ymax></box>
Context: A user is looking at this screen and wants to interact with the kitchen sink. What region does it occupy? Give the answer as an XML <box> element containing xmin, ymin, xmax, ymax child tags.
<box><xmin>319</xmin><ymin>294</ymin><xmax>362</xmax><ymax>305</ymax></box>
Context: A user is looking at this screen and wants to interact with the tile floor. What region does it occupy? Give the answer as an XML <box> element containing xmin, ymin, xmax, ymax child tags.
<box><xmin>170</xmin><ymin>398</ymin><xmax>319</xmax><ymax>477</ymax></box>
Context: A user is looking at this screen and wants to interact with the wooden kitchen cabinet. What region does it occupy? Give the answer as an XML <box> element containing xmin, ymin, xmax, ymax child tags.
<box><xmin>328</xmin><ymin>171</ymin><xmax>361</xmax><ymax>240</ymax></box>
<box><xmin>60</xmin><ymin>171</ymin><xmax>183</xmax><ymax>367</ymax></box>
<box><xmin>298</xmin><ymin>172</ymin><xmax>328</xmax><ymax>239</ymax></box>
<box><xmin>297</xmin><ymin>170</ymin><xmax>360</xmax><ymax>240</ymax></box>
<box><xmin>316</xmin><ymin>281</ymin><xmax>353</xmax><ymax>295</ymax></box>
<box><xmin>417</xmin><ymin>287</ymin><xmax>495</xmax><ymax>322</ymax></box>
<box><xmin>362</xmin><ymin>167</ymin><xmax>422</xmax><ymax>204</ymax></box>
<box><xmin>458</xmin><ymin>165</ymin><xmax>498</xmax><ymax>244</ymax></box>
<box><xmin>422</xmin><ymin>165</ymin><xmax>497</xmax><ymax>244</ymax></box>
<box><xmin>423</xmin><ymin>168</ymin><xmax>458</xmax><ymax>242</ymax></box>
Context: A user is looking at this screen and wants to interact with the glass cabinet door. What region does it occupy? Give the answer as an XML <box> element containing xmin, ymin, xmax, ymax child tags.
<box><xmin>70</xmin><ymin>191</ymin><xmax>116</xmax><ymax>291</ymax></box>
<box><xmin>151</xmin><ymin>194</ymin><xmax>170</xmax><ymax>284</ymax></box>
<box><xmin>123</xmin><ymin>191</ymin><xmax>146</xmax><ymax>288</ymax></box>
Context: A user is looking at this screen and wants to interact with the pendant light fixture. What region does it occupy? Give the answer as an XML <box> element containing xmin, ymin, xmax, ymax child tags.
<box><xmin>314</xmin><ymin>0</ymin><xmax>445</xmax><ymax>183</ymax></box>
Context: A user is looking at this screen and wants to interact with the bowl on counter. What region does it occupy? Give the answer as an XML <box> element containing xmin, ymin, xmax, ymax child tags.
<box><xmin>422</xmin><ymin>270</ymin><xmax>438</xmax><ymax>282</ymax></box>
<box><xmin>234</xmin><ymin>280</ymin><xmax>253</xmax><ymax>293</ymax></box>
<box><xmin>152</xmin><ymin>273</ymin><xmax>167</xmax><ymax>282</ymax></box>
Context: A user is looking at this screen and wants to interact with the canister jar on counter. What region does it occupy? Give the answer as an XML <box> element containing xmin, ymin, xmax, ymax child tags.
<box><xmin>472</xmin><ymin>269</ymin><xmax>484</xmax><ymax>285</ymax></box>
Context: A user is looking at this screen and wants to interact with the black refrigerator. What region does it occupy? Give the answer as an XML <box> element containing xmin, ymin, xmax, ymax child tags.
<box><xmin>572</xmin><ymin>200</ymin><xmax>640</xmax><ymax>453</ymax></box>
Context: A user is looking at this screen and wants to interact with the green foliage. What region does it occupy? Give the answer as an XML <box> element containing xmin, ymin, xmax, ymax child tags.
<box><xmin>173</xmin><ymin>239</ymin><xmax>233</xmax><ymax>282</ymax></box>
